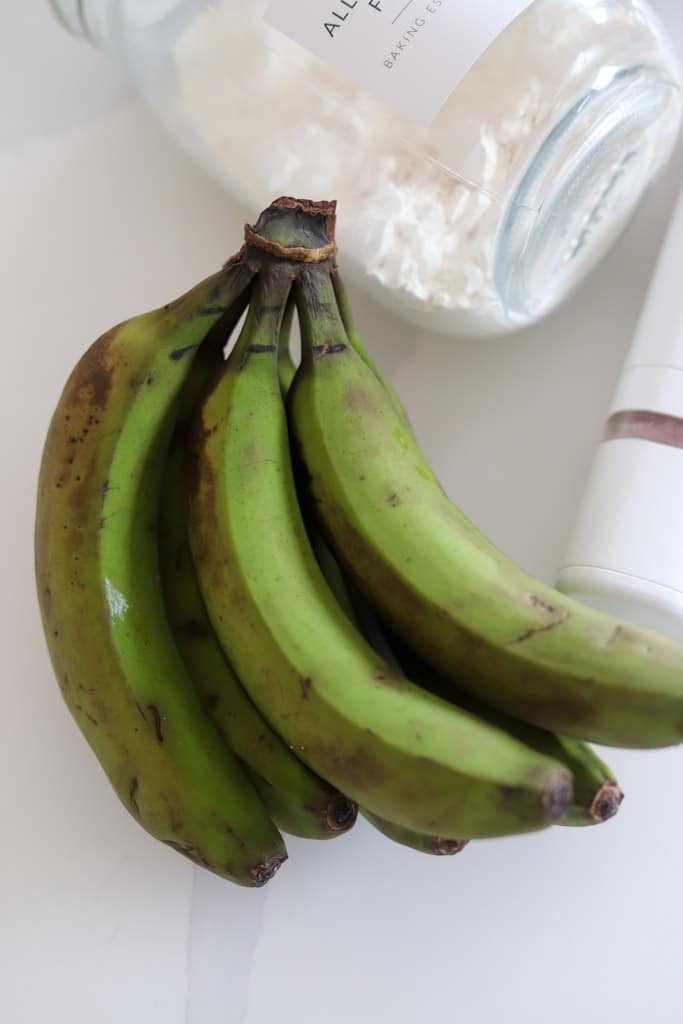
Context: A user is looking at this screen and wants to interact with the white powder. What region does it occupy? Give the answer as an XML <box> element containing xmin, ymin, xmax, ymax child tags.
<box><xmin>171</xmin><ymin>0</ymin><xmax>677</xmax><ymax>333</ymax></box>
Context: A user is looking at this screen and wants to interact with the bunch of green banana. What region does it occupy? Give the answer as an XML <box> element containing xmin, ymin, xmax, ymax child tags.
<box><xmin>186</xmin><ymin>202</ymin><xmax>574</xmax><ymax>843</ymax></box>
<box><xmin>37</xmin><ymin>194</ymin><xmax>683</xmax><ymax>883</ymax></box>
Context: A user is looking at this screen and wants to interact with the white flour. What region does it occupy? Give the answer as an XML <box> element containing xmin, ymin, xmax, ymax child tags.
<box><xmin>172</xmin><ymin>0</ymin><xmax>675</xmax><ymax>330</ymax></box>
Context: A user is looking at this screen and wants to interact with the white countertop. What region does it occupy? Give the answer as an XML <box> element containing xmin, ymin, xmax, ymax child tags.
<box><xmin>3</xmin><ymin>4</ymin><xmax>683</xmax><ymax>1022</ymax></box>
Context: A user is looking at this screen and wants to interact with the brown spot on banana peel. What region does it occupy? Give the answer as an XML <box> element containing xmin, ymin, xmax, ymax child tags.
<box><xmin>169</xmin><ymin>342</ymin><xmax>201</xmax><ymax>362</ymax></box>
<box><xmin>247</xmin><ymin>343</ymin><xmax>278</xmax><ymax>354</ymax></box>
<box><xmin>516</xmin><ymin>690</ymin><xmax>597</xmax><ymax>728</ymax></box>
<box><xmin>64</xmin><ymin>326</ymin><xmax>117</xmax><ymax>412</ymax></box>
<box><xmin>160</xmin><ymin>791</ymin><xmax>184</xmax><ymax>833</ymax></box>
<box><xmin>542</xmin><ymin>770</ymin><xmax>573</xmax><ymax>821</ymax></box>
<box><xmin>509</xmin><ymin>611</ymin><xmax>570</xmax><ymax>646</ymax></box>
<box><xmin>129</xmin><ymin>776</ymin><xmax>140</xmax><ymax>816</ymax></box>
<box><xmin>163</xmin><ymin>840</ymin><xmax>214</xmax><ymax>871</ymax></box>
<box><xmin>176</xmin><ymin>618</ymin><xmax>210</xmax><ymax>640</ymax></box>
<box><xmin>300</xmin><ymin>676</ymin><xmax>313</xmax><ymax>699</ymax></box>
<box><xmin>313</xmin><ymin>342</ymin><xmax>347</xmax><ymax>358</ymax></box>
<box><xmin>224</xmin><ymin>823</ymin><xmax>247</xmax><ymax>849</ymax></box>
<box><xmin>590</xmin><ymin>781</ymin><xmax>624</xmax><ymax>822</ymax></box>
<box><xmin>607</xmin><ymin>625</ymin><xmax>623</xmax><ymax>647</ymax></box>
<box><xmin>308</xmin><ymin>742</ymin><xmax>389</xmax><ymax>793</ymax></box>
<box><xmin>146</xmin><ymin>704</ymin><xmax>164</xmax><ymax>743</ymax></box>
<box><xmin>526</xmin><ymin>594</ymin><xmax>557</xmax><ymax>615</ymax></box>
<box><xmin>343</xmin><ymin>382</ymin><xmax>383</xmax><ymax>418</ymax></box>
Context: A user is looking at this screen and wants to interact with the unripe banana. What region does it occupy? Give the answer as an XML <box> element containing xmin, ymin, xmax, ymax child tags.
<box><xmin>320</xmin><ymin>540</ymin><xmax>619</xmax><ymax>835</ymax></box>
<box><xmin>159</xmin><ymin>392</ymin><xmax>357</xmax><ymax>840</ymax></box>
<box><xmin>308</xmin><ymin>534</ymin><xmax>472</xmax><ymax>853</ymax></box>
<box><xmin>288</xmin><ymin>265</ymin><xmax>683</xmax><ymax>750</ymax></box>
<box><xmin>35</xmin><ymin>257</ymin><xmax>287</xmax><ymax>886</ymax></box>
<box><xmin>186</xmin><ymin>198</ymin><xmax>573</xmax><ymax>840</ymax></box>
<box><xmin>283</xmin><ymin>300</ymin><xmax>470</xmax><ymax>850</ymax></box>
<box><xmin>361</xmin><ymin>811</ymin><xmax>469</xmax><ymax>856</ymax></box>
<box><xmin>546</xmin><ymin>741</ymin><xmax>623</xmax><ymax>827</ymax></box>
<box><xmin>389</xmin><ymin>635</ymin><xmax>624</xmax><ymax>827</ymax></box>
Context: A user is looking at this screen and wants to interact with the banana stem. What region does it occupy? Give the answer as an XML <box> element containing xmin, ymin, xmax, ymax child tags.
<box><xmin>165</xmin><ymin>259</ymin><xmax>254</xmax><ymax>332</ymax></box>
<box><xmin>331</xmin><ymin>270</ymin><xmax>410</xmax><ymax>423</ymax></box>
<box><xmin>174</xmin><ymin>287</ymin><xmax>252</xmax><ymax>427</ymax></box>
<box><xmin>330</xmin><ymin>271</ymin><xmax>360</xmax><ymax>348</ymax></box>
<box><xmin>298</xmin><ymin>266</ymin><xmax>410</xmax><ymax>428</ymax></box>
<box><xmin>295</xmin><ymin>266</ymin><xmax>349</xmax><ymax>365</ymax></box>
<box><xmin>230</xmin><ymin>265</ymin><xmax>294</xmax><ymax>366</ymax></box>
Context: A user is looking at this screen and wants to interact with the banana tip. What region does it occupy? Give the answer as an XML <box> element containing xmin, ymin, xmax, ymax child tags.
<box><xmin>430</xmin><ymin>837</ymin><xmax>469</xmax><ymax>856</ymax></box>
<box><xmin>251</xmin><ymin>852</ymin><xmax>287</xmax><ymax>887</ymax></box>
<box><xmin>590</xmin><ymin>781</ymin><xmax>624</xmax><ymax>823</ymax></box>
<box><xmin>325</xmin><ymin>795</ymin><xmax>359</xmax><ymax>833</ymax></box>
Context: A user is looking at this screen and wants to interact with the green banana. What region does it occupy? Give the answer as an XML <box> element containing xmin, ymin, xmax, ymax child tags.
<box><xmin>281</xmin><ymin>312</ymin><xmax>469</xmax><ymax>849</ymax></box>
<box><xmin>549</xmin><ymin>741</ymin><xmax>623</xmax><ymax>827</ymax></box>
<box><xmin>288</xmin><ymin>263</ymin><xmax>683</xmax><ymax>750</ymax></box>
<box><xmin>388</xmin><ymin>634</ymin><xmax>623</xmax><ymax>827</ymax></box>
<box><xmin>282</xmin><ymin>302</ymin><xmax>470</xmax><ymax>849</ymax></box>
<box><xmin>35</xmin><ymin>257</ymin><xmax>288</xmax><ymax>886</ymax></box>
<box><xmin>186</xmin><ymin>199</ymin><xmax>573</xmax><ymax>840</ymax></box>
<box><xmin>361</xmin><ymin>811</ymin><xmax>469</xmax><ymax>856</ymax></box>
<box><xmin>309</xmin><ymin>533</ymin><xmax>473</xmax><ymax>850</ymax></box>
<box><xmin>331</xmin><ymin>564</ymin><xmax>621</xmax><ymax>826</ymax></box>
<box><xmin>158</xmin><ymin>350</ymin><xmax>357</xmax><ymax>840</ymax></box>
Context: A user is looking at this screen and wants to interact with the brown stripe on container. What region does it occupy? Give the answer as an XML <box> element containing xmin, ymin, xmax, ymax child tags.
<box><xmin>605</xmin><ymin>409</ymin><xmax>683</xmax><ymax>450</ymax></box>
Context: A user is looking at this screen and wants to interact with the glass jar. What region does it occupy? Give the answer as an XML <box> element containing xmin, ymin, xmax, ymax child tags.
<box><xmin>51</xmin><ymin>0</ymin><xmax>682</xmax><ymax>337</ymax></box>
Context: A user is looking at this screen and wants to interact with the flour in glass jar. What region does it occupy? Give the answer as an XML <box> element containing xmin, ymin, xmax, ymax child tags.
<box><xmin>172</xmin><ymin>0</ymin><xmax>680</xmax><ymax>334</ymax></box>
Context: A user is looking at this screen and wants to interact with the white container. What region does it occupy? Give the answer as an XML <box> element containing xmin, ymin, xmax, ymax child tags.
<box><xmin>51</xmin><ymin>0</ymin><xmax>682</xmax><ymax>337</ymax></box>
<box><xmin>557</xmin><ymin>185</ymin><xmax>683</xmax><ymax>641</ymax></box>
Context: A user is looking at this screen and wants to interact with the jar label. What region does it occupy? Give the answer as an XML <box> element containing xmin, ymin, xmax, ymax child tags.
<box><xmin>265</xmin><ymin>0</ymin><xmax>532</xmax><ymax>126</ymax></box>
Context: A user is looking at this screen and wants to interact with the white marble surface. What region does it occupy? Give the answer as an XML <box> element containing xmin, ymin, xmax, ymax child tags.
<box><xmin>3</xmin><ymin>4</ymin><xmax>683</xmax><ymax>1022</ymax></box>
